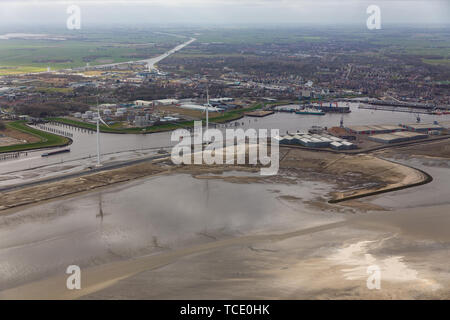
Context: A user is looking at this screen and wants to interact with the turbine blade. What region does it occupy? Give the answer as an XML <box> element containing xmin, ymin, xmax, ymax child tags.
<box><xmin>99</xmin><ymin>116</ymin><xmax>109</xmax><ymax>127</ymax></box>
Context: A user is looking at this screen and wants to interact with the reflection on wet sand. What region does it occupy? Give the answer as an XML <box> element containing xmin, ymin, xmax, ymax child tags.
<box><xmin>0</xmin><ymin>170</ymin><xmax>338</xmax><ymax>293</ymax></box>
<box><xmin>0</xmin><ymin>147</ymin><xmax>449</xmax><ymax>299</ymax></box>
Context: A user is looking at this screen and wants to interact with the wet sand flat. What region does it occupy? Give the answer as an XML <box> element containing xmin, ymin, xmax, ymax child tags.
<box><xmin>0</xmin><ymin>169</ymin><xmax>342</xmax><ymax>297</ymax></box>
<box><xmin>0</xmin><ymin>146</ymin><xmax>448</xmax><ymax>299</ymax></box>
<box><xmin>81</xmin><ymin>204</ymin><xmax>450</xmax><ymax>300</ymax></box>
<box><xmin>0</xmin><ymin>148</ymin><xmax>430</xmax><ymax>212</ymax></box>
<box><xmin>2</xmin><ymin>202</ymin><xmax>448</xmax><ymax>300</ymax></box>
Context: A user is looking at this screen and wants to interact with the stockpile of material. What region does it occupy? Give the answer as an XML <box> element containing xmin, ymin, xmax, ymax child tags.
<box><xmin>346</xmin><ymin>125</ymin><xmax>404</xmax><ymax>135</ymax></box>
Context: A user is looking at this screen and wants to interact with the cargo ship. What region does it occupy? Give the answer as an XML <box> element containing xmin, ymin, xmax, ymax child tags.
<box><xmin>41</xmin><ymin>149</ymin><xmax>70</xmax><ymax>157</ymax></box>
<box><xmin>313</xmin><ymin>102</ymin><xmax>351</xmax><ymax>113</ymax></box>
<box><xmin>296</xmin><ymin>108</ymin><xmax>325</xmax><ymax>116</ymax></box>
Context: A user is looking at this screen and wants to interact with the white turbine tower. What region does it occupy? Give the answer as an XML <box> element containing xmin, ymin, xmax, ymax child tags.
<box><xmin>95</xmin><ymin>103</ymin><xmax>109</xmax><ymax>167</ymax></box>
<box><xmin>206</xmin><ymin>86</ymin><xmax>210</xmax><ymax>131</ymax></box>
<box><xmin>201</xmin><ymin>86</ymin><xmax>214</xmax><ymax>144</ymax></box>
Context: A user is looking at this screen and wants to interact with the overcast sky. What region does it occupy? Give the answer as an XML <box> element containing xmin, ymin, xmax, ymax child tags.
<box><xmin>0</xmin><ymin>0</ymin><xmax>448</xmax><ymax>28</ymax></box>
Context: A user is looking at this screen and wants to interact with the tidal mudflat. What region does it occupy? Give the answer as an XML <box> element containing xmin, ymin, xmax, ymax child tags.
<box><xmin>0</xmin><ymin>147</ymin><xmax>448</xmax><ymax>299</ymax></box>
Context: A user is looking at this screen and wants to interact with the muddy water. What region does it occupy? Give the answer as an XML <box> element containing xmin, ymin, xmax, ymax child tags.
<box><xmin>233</xmin><ymin>103</ymin><xmax>446</xmax><ymax>134</ymax></box>
<box><xmin>369</xmin><ymin>158</ymin><xmax>450</xmax><ymax>209</ymax></box>
<box><xmin>0</xmin><ymin>127</ymin><xmax>175</xmax><ymax>177</ymax></box>
<box><xmin>0</xmin><ymin>172</ymin><xmax>339</xmax><ymax>290</ymax></box>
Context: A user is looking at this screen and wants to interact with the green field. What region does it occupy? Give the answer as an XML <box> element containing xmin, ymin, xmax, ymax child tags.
<box><xmin>0</xmin><ymin>121</ymin><xmax>70</xmax><ymax>153</ymax></box>
<box><xmin>422</xmin><ymin>58</ymin><xmax>450</xmax><ymax>66</ymax></box>
<box><xmin>47</xmin><ymin>117</ymin><xmax>196</xmax><ymax>134</ymax></box>
<box><xmin>35</xmin><ymin>87</ymin><xmax>74</xmax><ymax>94</ymax></box>
<box><xmin>0</xmin><ymin>31</ymin><xmax>183</xmax><ymax>74</ymax></box>
<box><xmin>1</xmin><ymin>27</ymin><xmax>449</xmax><ymax>74</ymax></box>
<box><xmin>192</xmin><ymin>28</ymin><xmax>330</xmax><ymax>44</ymax></box>
<box><xmin>0</xmin><ymin>40</ymin><xmax>164</xmax><ymax>74</ymax></box>
<box><xmin>0</xmin><ymin>66</ymin><xmax>47</xmax><ymax>75</ymax></box>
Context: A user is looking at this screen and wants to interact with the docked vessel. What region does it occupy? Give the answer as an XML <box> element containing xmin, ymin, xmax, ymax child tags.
<box><xmin>296</xmin><ymin>108</ymin><xmax>325</xmax><ymax>115</ymax></box>
<box><xmin>319</xmin><ymin>105</ymin><xmax>351</xmax><ymax>113</ymax></box>
<box><xmin>316</xmin><ymin>102</ymin><xmax>351</xmax><ymax>113</ymax></box>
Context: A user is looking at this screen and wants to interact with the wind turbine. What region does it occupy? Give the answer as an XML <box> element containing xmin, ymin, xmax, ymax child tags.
<box><xmin>201</xmin><ymin>86</ymin><xmax>214</xmax><ymax>145</ymax></box>
<box><xmin>95</xmin><ymin>101</ymin><xmax>109</xmax><ymax>167</ymax></box>
<box><xmin>205</xmin><ymin>86</ymin><xmax>210</xmax><ymax>131</ymax></box>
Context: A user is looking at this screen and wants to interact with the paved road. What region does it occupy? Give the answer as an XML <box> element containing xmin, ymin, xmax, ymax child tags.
<box><xmin>0</xmin><ymin>153</ymin><xmax>169</xmax><ymax>193</ymax></box>
<box><xmin>80</xmin><ymin>37</ymin><xmax>196</xmax><ymax>70</ymax></box>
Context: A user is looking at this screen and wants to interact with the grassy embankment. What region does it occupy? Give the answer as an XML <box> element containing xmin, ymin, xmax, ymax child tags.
<box><xmin>0</xmin><ymin>121</ymin><xmax>70</xmax><ymax>153</ymax></box>
<box><xmin>48</xmin><ymin>103</ymin><xmax>266</xmax><ymax>134</ymax></box>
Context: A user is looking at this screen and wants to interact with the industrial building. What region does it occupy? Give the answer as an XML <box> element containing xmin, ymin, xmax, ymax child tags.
<box><xmin>134</xmin><ymin>99</ymin><xmax>179</xmax><ymax>107</ymax></box>
<box><xmin>330</xmin><ymin>141</ymin><xmax>348</xmax><ymax>150</ymax></box>
<box><xmin>401</xmin><ymin>123</ymin><xmax>444</xmax><ymax>133</ymax></box>
<box><xmin>368</xmin><ymin>131</ymin><xmax>428</xmax><ymax>144</ymax></box>
<box><xmin>179</xmin><ymin>103</ymin><xmax>224</xmax><ymax>112</ymax></box>
<box><xmin>154</xmin><ymin>99</ymin><xmax>180</xmax><ymax>106</ymax></box>
<box><xmin>279</xmin><ymin>136</ymin><xmax>295</xmax><ymax>144</ymax></box>
<box><xmin>209</xmin><ymin>98</ymin><xmax>234</xmax><ymax>103</ymax></box>
<box><xmin>280</xmin><ymin>133</ymin><xmax>356</xmax><ymax>150</ymax></box>
<box><xmin>346</xmin><ymin>125</ymin><xmax>404</xmax><ymax>135</ymax></box>
<box><xmin>159</xmin><ymin>116</ymin><xmax>180</xmax><ymax>122</ymax></box>
<box><xmin>134</xmin><ymin>100</ymin><xmax>153</xmax><ymax>107</ymax></box>
<box><xmin>134</xmin><ymin>114</ymin><xmax>151</xmax><ymax>127</ymax></box>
